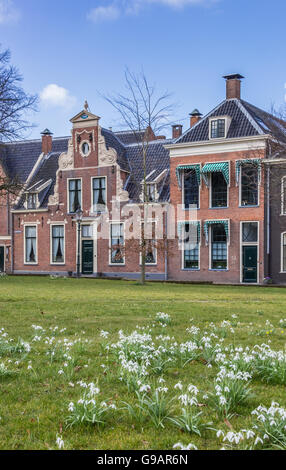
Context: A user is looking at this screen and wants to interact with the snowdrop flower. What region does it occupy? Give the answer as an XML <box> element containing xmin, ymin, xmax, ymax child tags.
<box><xmin>58</xmin><ymin>369</ymin><xmax>64</xmax><ymax>375</ymax></box>
<box><xmin>56</xmin><ymin>435</ymin><xmax>64</xmax><ymax>450</ymax></box>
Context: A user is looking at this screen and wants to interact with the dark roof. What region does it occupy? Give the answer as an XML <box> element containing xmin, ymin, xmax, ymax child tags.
<box><xmin>176</xmin><ymin>99</ymin><xmax>264</xmax><ymax>144</ymax></box>
<box><xmin>114</xmin><ymin>130</ymin><xmax>146</xmax><ymax>145</ymax></box>
<box><xmin>16</xmin><ymin>152</ymin><xmax>61</xmax><ymax>209</ymax></box>
<box><xmin>125</xmin><ymin>139</ymin><xmax>171</xmax><ymax>202</ymax></box>
<box><xmin>101</xmin><ymin>128</ymin><xmax>130</xmax><ymax>172</ymax></box>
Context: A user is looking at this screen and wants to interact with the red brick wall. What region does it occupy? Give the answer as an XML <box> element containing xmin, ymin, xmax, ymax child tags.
<box><xmin>168</xmin><ymin>149</ymin><xmax>265</xmax><ymax>283</ymax></box>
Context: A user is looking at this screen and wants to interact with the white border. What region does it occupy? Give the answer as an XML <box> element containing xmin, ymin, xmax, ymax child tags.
<box><xmin>24</xmin><ymin>224</ymin><xmax>38</xmax><ymax>265</ymax></box>
<box><xmin>50</xmin><ymin>223</ymin><xmax>65</xmax><ymax>265</ymax></box>
<box><xmin>67</xmin><ymin>177</ymin><xmax>83</xmax><ymax>214</ymax></box>
<box><xmin>109</xmin><ymin>221</ymin><xmax>125</xmax><ymax>266</ymax></box>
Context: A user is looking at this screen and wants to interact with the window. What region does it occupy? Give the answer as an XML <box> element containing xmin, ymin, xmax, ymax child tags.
<box><xmin>110</xmin><ymin>223</ymin><xmax>124</xmax><ymax>264</ymax></box>
<box><xmin>210</xmin><ymin>119</ymin><xmax>226</xmax><ymax>139</ymax></box>
<box><xmin>182</xmin><ymin>223</ymin><xmax>199</xmax><ymax>270</ymax></box>
<box><xmin>282</xmin><ymin>233</ymin><xmax>286</xmax><ymax>272</ymax></box>
<box><xmin>211</xmin><ymin>224</ymin><xmax>227</xmax><ymax>270</ymax></box>
<box><xmin>68</xmin><ymin>179</ymin><xmax>81</xmax><ymax>213</ymax></box>
<box><xmin>183</xmin><ymin>169</ymin><xmax>199</xmax><ymax>209</ymax></box>
<box><xmin>82</xmin><ymin>225</ymin><xmax>93</xmax><ymax>238</ymax></box>
<box><xmin>51</xmin><ymin>225</ymin><xmax>64</xmax><ymax>264</ymax></box>
<box><xmin>92</xmin><ymin>177</ymin><xmax>106</xmax><ymax>212</ymax></box>
<box><xmin>242</xmin><ymin>222</ymin><xmax>258</xmax><ymax>243</ymax></box>
<box><xmin>147</xmin><ymin>184</ymin><xmax>156</xmax><ymax>203</ymax></box>
<box><xmin>26</xmin><ymin>193</ymin><xmax>38</xmax><ymax>210</ymax></box>
<box><xmin>240</xmin><ymin>165</ymin><xmax>258</xmax><ymax>206</ymax></box>
<box><xmin>141</xmin><ymin>221</ymin><xmax>157</xmax><ymax>265</ymax></box>
<box><xmin>81</xmin><ymin>142</ymin><xmax>90</xmax><ymax>156</ymax></box>
<box><xmin>211</xmin><ymin>173</ymin><xmax>228</xmax><ymax>208</ymax></box>
<box><xmin>25</xmin><ymin>226</ymin><xmax>37</xmax><ymax>263</ymax></box>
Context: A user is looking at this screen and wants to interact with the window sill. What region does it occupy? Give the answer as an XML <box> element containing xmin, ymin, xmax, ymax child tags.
<box><xmin>209</xmin><ymin>269</ymin><xmax>229</xmax><ymax>272</ymax></box>
<box><xmin>209</xmin><ymin>206</ymin><xmax>228</xmax><ymax>210</ymax></box>
<box><xmin>182</xmin><ymin>268</ymin><xmax>200</xmax><ymax>271</ymax></box>
<box><xmin>109</xmin><ymin>263</ymin><xmax>126</xmax><ymax>267</ymax></box>
<box><xmin>183</xmin><ymin>207</ymin><xmax>200</xmax><ymax>211</ymax></box>
<box><xmin>24</xmin><ymin>263</ymin><xmax>38</xmax><ymax>266</ymax></box>
<box><xmin>239</xmin><ymin>205</ymin><xmax>259</xmax><ymax>208</ymax></box>
<box><xmin>51</xmin><ymin>263</ymin><xmax>66</xmax><ymax>266</ymax></box>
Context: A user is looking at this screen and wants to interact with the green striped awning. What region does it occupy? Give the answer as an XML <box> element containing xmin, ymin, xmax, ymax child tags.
<box><xmin>178</xmin><ymin>221</ymin><xmax>201</xmax><ymax>241</ymax></box>
<box><xmin>204</xmin><ymin>220</ymin><xmax>229</xmax><ymax>244</ymax></box>
<box><xmin>235</xmin><ymin>159</ymin><xmax>262</xmax><ymax>185</ymax></box>
<box><xmin>201</xmin><ymin>162</ymin><xmax>229</xmax><ymax>186</ymax></box>
<box><xmin>176</xmin><ymin>164</ymin><xmax>201</xmax><ymax>188</ymax></box>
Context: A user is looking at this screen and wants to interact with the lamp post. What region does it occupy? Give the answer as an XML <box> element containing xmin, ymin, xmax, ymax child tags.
<box><xmin>76</xmin><ymin>208</ymin><xmax>83</xmax><ymax>278</ymax></box>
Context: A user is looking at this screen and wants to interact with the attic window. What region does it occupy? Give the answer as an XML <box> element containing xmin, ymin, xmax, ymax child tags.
<box><xmin>146</xmin><ymin>183</ymin><xmax>157</xmax><ymax>202</ymax></box>
<box><xmin>210</xmin><ymin>119</ymin><xmax>226</xmax><ymax>139</ymax></box>
<box><xmin>26</xmin><ymin>193</ymin><xmax>38</xmax><ymax>210</ymax></box>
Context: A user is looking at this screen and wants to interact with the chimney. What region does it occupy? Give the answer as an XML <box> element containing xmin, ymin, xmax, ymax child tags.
<box><xmin>41</xmin><ymin>129</ymin><xmax>53</xmax><ymax>154</ymax></box>
<box><xmin>189</xmin><ymin>109</ymin><xmax>202</xmax><ymax>128</ymax></box>
<box><xmin>223</xmin><ymin>73</ymin><xmax>244</xmax><ymax>100</ymax></box>
<box><xmin>172</xmin><ymin>124</ymin><xmax>183</xmax><ymax>139</ymax></box>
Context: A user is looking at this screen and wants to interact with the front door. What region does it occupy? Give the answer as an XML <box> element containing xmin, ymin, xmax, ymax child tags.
<box><xmin>243</xmin><ymin>246</ymin><xmax>258</xmax><ymax>283</ymax></box>
<box><xmin>82</xmin><ymin>240</ymin><xmax>93</xmax><ymax>275</ymax></box>
<box><xmin>0</xmin><ymin>247</ymin><xmax>4</xmax><ymax>272</ymax></box>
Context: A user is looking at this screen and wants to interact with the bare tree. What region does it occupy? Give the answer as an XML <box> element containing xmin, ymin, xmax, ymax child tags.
<box><xmin>103</xmin><ymin>69</ymin><xmax>175</xmax><ymax>285</ymax></box>
<box><xmin>0</xmin><ymin>46</ymin><xmax>38</xmax><ymax>201</ymax></box>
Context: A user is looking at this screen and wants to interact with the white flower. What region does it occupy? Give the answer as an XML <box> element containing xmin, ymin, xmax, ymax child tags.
<box><xmin>174</xmin><ymin>382</ymin><xmax>183</xmax><ymax>390</ymax></box>
<box><xmin>56</xmin><ymin>435</ymin><xmax>64</xmax><ymax>450</ymax></box>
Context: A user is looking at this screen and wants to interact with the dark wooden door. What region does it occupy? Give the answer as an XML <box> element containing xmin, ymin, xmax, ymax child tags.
<box><xmin>243</xmin><ymin>246</ymin><xmax>257</xmax><ymax>283</ymax></box>
<box><xmin>82</xmin><ymin>240</ymin><xmax>93</xmax><ymax>274</ymax></box>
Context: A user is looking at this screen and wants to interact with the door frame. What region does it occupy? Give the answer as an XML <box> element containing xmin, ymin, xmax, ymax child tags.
<box><xmin>240</xmin><ymin>221</ymin><xmax>259</xmax><ymax>284</ymax></box>
<box><xmin>0</xmin><ymin>245</ymin><xmax>5</xmax><ymax>272</ymax></box>
<box><xmin>79</xmin><ymin>222</ymin><xmax>97</xmax><ymax>275</ymax></box>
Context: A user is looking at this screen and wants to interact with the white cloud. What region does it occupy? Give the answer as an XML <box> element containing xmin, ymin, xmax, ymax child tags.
<box><xmin>87</xmin><ymin>4</ymin><xmax>120</xmax><ymax>23</ymax></box>
<box><xmin>40</xmin><ymin>84</ymin><xmax>77</xmax><ymax>109</ymax></box>
<box><xmin>0</xmin><ymin>0</ymin><xmax>20</xmax><ymax>24</ymax></box>
<box><xmin>87</xmin><ymin>0</ymin><xmax>219</xmax><ymax>22</ymax></box>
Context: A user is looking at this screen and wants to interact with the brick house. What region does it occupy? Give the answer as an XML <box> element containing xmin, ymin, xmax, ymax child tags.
<box><xmin>1</xmin><ymin>74</ymin><xmax>286</xmax><ymax>284</ymax></box>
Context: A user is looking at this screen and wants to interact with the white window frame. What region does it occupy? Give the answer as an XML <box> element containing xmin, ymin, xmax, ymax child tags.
<box><xmin>140</xmin><ymin>220</ymin><xmax>157</xmax><ymax>266</ymax></box>
<box><xmin>67</xmin><ymin>177</ymin><xmax>83</xmax><ymax>214</ymax></box>
<box><xmin>208</xmin><ymin>223</ymin><xmax>229</xmax><ymax>271</ymax></box>
<box><xmin>240</xmin><ymin>221</ymin><xmax>260</xmax><ymax>283</ymax></box>
<box><xmin>207</xmin><ymin>161</ymin><xmax>230</xmax><ymax>209</ymax></box>
<box><xmin>0</xmin><ymin>245</ymin><xmax>5</xmax><ymax>272</ymax></box>
<box><xmin>209</xmin><ymin>116</ymin><xmax>231</xmax><ymax>140</ymax></box>
<box><xmin>24</xmin><ymin>224</ymin><xmax>38</xmax><ymax>265</ymax></box>
<box><xmin>50</xmin><ymin>223</ymin><xmax>65</xmax><ymax>265</ymax></box>
<box><xmin>238</xmin><ymin>161</ymin><xmax>260</xmax><ymax>208</ymax></box>
<box><xmin>182</xmin><ymin>167</ymin><xmax>201</xmax><ymax>210</ymax></box>
<box><xmin>109</xmin><ymin>222</ymin><xmax>125</xmax><ymax>266</ymax></box>
<box><xmin>180</xmin><ymin>221</ymin><xmax>201</xmax><ymax>271</ymax></box>
<box><xmin>91</xmin><ymin>176</ymin><xmax>107</xmax><ymax>214</ymax></box>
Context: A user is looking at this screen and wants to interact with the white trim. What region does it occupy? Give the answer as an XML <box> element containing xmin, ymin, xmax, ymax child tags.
<box><xmin>281</xmin><ymin>177</ymin><xmax>286</xmax><ymax>215</ymax></box>
<box><xmin>24</xmin><ymin>224</ymin><xmax>38</xmax><ymax>265</ymax></box>
<box><xmin>67</xmin><ymin>177</ymin><xmax>83</xmax><ymax>214</ymax></box>
<box><xmin>80</xmin><ymin>223</ymin><xmax>97</xmax><ymax>274</ymax></box>
<box><xmin>209</xmin><ymin>116</ymin><xmax>231</xmax><ymax>140</ymax></box>
<box><xmin>240</xmin><ymin>221</ymin><xmax>259</xmax><ymax>284</ymax></box>
<box><xmin>0</xmin><ymin>236</ymin><xmax>11</xmax><ymax>241</ymax></box>
<box><xmin>166</xmin><ymin>135</ymin><xmax>268</xmax><ymax>158</ymax></box>
<box><xmin>50</xmin><ymin>223</ymin><xmax>65</xmax><ymax>265</ymax></box>
<box><xmin>109</xmin><ymin>221</ymin><xmax>125</xmax><ymax>266</ymax></box>
<box><xmin>209</xmin><ymin>223</ymin><xmax>229</xmax><ymax>271</ymax></box>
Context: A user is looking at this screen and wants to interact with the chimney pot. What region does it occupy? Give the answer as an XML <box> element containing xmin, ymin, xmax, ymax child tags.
<box><xmin>41</xmin><ymin>129</ymin><xmax>53</xmax><ymax>154</ymax></box>
<box><xmin>223</xmin><ymin>73</ymin><xmax>244</xmax><ymax>100</ymax></box>
<box><xmin>172</xmin><ymin>124</ymin><xmax>183</xmax><ymax>139</ymax></box>
<box><xmin>189</xmin><ymin>109</ymin><xmax>202</xmax><ymax>128</ymax></box>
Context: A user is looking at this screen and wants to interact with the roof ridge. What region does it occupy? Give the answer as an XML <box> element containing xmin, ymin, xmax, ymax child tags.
<box><xmin>235</xmin><ymin>100</ymin><xmax>265</xmax><ymax>135</ymax></box>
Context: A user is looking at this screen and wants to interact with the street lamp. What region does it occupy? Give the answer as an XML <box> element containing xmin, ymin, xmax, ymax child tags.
<box><xmin>76</xmin><ymin>208</ymin><xmax>83</xmax><ymax>278</ymax></box>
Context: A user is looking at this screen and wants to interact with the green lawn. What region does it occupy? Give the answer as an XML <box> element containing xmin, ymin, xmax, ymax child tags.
<box><xmin>0</xmin><ymin>276</ymin><xmax>286</xmax><ymax>450</ymax></box>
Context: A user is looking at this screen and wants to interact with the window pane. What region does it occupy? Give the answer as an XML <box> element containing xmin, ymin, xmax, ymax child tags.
<box><xmin>211</xmin><ymin>224</ymin><xmax>227</xmax><ymax>269</ymax></box>
<box><xmin>184</xmin><ymin>169</ymin><xmax>199</xmax><ymax>208</ymax></box>
<box><xmin>69</xmin><ymin>179</ymin><xmax>81</xmax><ymax>213</ymax></box>
<box><xmin>25</xmin><ymin>226</ymin><xmax>36</xmax><ymax>263</ymax></box>
<box><xmin>82</xmin><ymin>225</ymin><xmax>93</xmax><ymax>238</ymax></box>
<box><xmin>241</xmin><ymin>165</ymin><xmax>258</xmax><ymax>206</ymax></box>
<box><xmin>211</xmin><ymin>119</ymin><xmax>225</xmax><ymax>138</ymax></box>
<box><xmin>211</xmin><ymin>172</ymin><xmax>227</xmax><ymax>208</ymax></box>
<box><xmin>242</xmin><ymin>223</ymin><xmax>258</xmax><ymax>243</ymax></box>
<box><xmin>111</xmin><ymin>224</ymin><xmax>124</xmax><ymax>264</ymax></box>
<box><xmin>52</xmin><ymin>225</ymin><xmax>64</xmax><ymax>263</ymax></box>
<box><xmin>183</xmin><ymin>223</ymin><xmax>199</xmax><ymax>269</ymax></box>
<box><xmin>93</xmin><ymin>177</ymin><xmax>106</xmax><ymax>212</ymax></box>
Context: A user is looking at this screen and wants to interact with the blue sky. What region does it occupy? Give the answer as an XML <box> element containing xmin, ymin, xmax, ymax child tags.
<box><xmin>1</xmin><ymin>0</ymin><xmax>286</xmax><ymax>139</ymax></box>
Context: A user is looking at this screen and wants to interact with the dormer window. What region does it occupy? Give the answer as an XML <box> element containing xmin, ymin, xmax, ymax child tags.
<box><xmin>209</xmin><ymin>116</ymin><xmax>231</xmax><ymax>139</ymax></box>
<box><xmin>147</xmin><ymin>183</ymin><xmax>156</xmax><ymax>202</ymax></box>
<box><xmin>26</xmin><ymin>193</ymin><xmax>38</xmax><ymax>210</ymax></box>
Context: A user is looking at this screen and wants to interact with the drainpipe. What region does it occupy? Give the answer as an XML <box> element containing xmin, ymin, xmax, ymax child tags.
<box><xmin>164</xmin><ymin>208</ymin><xmax>168</xmax><ymax>281</ymax></box>
<box><xmin>11</xmin><ymin>212</ymin><xmax>14</xmax><ymax>274</ymax></box>
<box><xmin>266</xmin><ymin>166</ymin><xmax>271</xmax><ymax>277</ymax></box>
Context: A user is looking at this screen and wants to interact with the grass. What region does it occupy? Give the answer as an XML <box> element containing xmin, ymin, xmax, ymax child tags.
<box><xmin>0</xmin><ymin>275</ymin><xmax>286</xmax><ymax>450</ymax></box>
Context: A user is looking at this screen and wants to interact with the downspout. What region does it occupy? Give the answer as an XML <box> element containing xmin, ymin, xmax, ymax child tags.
<box><xmin>266</xmin><ymin>165</ymin><xmax>271</xmax><ymax>278</ymax></box>
<box><xmin>164</xmin><ymin>208</ymin><xmax>168</xmax><ymax>281</ymax></box>
<box><xmin>11</xmin><ymin>211</ymin><xmax>14</xmax><ymax>274</ymax></box>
